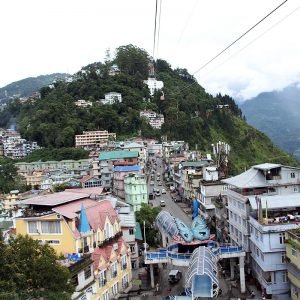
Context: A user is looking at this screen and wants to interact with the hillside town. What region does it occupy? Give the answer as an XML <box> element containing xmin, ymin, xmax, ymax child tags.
<box><xmin>1</xmin><ymin>135</ymin><xmax>300</xmax><ymax>300</ymax></box>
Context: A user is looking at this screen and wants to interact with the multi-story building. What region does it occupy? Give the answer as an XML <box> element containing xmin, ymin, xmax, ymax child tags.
<box><xmin>223</xmin><ymin>163</ymin><xmax>300</xmax><ymax>298</ymax></box>
<box><xmin>124</xmin><ymin>174</ymin><xmax>148</xmax><ymax>212</ymax></box>
<box><xmin>140</xmin><ymin>110</ymin><xmax>164</xmax><ymax>129</ymax></box>
<box><xmin>147</xmin><ymin>143</ymin><xmax>162</xmax><ymax>158</ymax></box>
<box><xmin>124</xmin><ymin>142</ymin><xmax>146</xmax><ymax>170</ymax></box>
<box><xmin>58</xmin><ymin>253</ymin><xmax>96</xmax><ymax>300</ymax></box>
<box><xmin>196</xmin><ymin>167</ymin><xmax>228</xmax><ymax>220</ymax></box>
<box><xmin>249</xmin><ymin>198</ymin><xmax>300</xmax><ymax>299</ymax></box>
<box><xmin>1</xmin><ymin>190</ymin><xmax>19</xmax><ymax>212</ymax></box>
<box><xmin>143</xmin><ymin>78</ymin><xmax>164</xmax><ymax>96</ymax></box>
<box><xmin>100</xmin><ymin>92</ymin><xmax>122</xmax><ymax>105</ymax></box>
<box><xmin>286</xmin><ymin>229</ymin><xmax>300</xmax><ymax>300</ymax></box>
<box><xmin>75</xmin><ymin>131</ymin><xmax>116</xmax><ymax>149</ymax></box>
<box><xmin>15</xmin><ymin>189</ymin><xmax>132</xmax><ymax>299</ymax></box>
<box><xmin>92</xmin><ymin>150</ymin><xmax>139</xmax><ymax>191</ymax></box>
<box><xmin>15</xmin><ymin>159</ymin><xmax>91</xmax><ymax>176</ymax></box>
<box><xmin>75</xmin><ymin>99</ymin><xmax>93</xmax><ymax>108</ymax></box>
<box><xmin>113</xmin><ymin>166</ymin><xmax>140</xmax><ymax>199</ymax></box>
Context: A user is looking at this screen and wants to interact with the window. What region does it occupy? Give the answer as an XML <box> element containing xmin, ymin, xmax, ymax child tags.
<box><xmin>112</xmin><ymin>283</ymin><xmax>118</xmax><ymax>296</ymax></box>
<box><xmin>102</xmin><ymin>291</ymin><xmax>109</xmax><ymax>300</ymax></box>
<box><xmin>279</xmin><ymin>233</ymin><xmax>285</xmax><ymax>244</ymax></box>
<box><xmin>129</xmin><ymin>228</ymin><xmax>134</xmax><ymax>235</ymax></box>
<box><xmin>261</xmin><ymin>252</ymin><xmax>264</xmax><ymax>261</ymax></box>
<box><xmin>41</xmin><ymin>221</ymin><xmax>61</xmax><ymax>234</ymax></box>
<box><xmin>281</xmin><ymin>253</ymin><xmax>286</xmax><ymax>263</ymax></box>
<box><xmin>292</xmin><ymin>247</ymin><xmax>298</xmax><ymax>257</ymax></box>
<box><xmin>84</xmin><ymin>266</ymin><xmax>92</xmax><ymax>280</ymax></box>
<box><xmin>28</xmin><ymin>221</ymin><xmax>38</xmax><ymax>234</ymax></box>
<box><xmin>243</xmin><ymin>219</ymin><xmax>247</xmax><ymax>228</ymax></box>
<box><xmin>260</xmin><ymin>234</ymin><xmax>263</xmax><ymax>242</ymax></box>
<box><xmin>250</xmin><ymin>225</ymin><xmax>253</xmax><ymax>234</ymax></box>
<box><xmin>238</xmin><ymin>216</ymin><xmax>241</xmax><ymax>224</ymax></box>
<box><xmin>121</xmin><ymin>255</ymin><xmax>127</xmax><ymax>270</ymax></box>
<box><xmin>282</xmin><ymin>272</ymin><xmax>288</xmax><ymax>283</ymax></box>
<box><xmin>256</xmin><ymin>247</ymin><xmax>259</xmax><ymax>257</ymax></box>
<box><xmin>99</xmin><ymin>270</ymin><xmax>107</xmax><ymax>287</ymax></box>
<box><xmin>230</xmin><ymin>211</ymin><xmax>233</xmax><ymax>219</ymax></box>
<box><xmin>294</xmin><ymin>187</ymin><xmax>298</xmax><ymax>192</ymax></box>
<box><xmin>291</xmin><ymin>172</ymin><xmax>295</xmax><ymax>178</ymax></box>
<box><xmin>111</xmin><ymin>262</ymin><xmax>117</xmax><ymax>278</ymax></box>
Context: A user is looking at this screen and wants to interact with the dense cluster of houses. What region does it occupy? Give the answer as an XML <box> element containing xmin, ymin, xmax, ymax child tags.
<box><xmin>1</xmin><ymin>136</ymin><xmax>300</xmax><ymax>299</ymax></box>
<box><xmin>0</xmin><ymin>128</ymin><xmax>41</xmax><ymax>159</ymax></box>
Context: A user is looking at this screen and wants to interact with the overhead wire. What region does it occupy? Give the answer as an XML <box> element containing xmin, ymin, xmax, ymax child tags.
<box><xmin>153</xmin><ymin>0</ymin><xmax>159</xmax><ymax>60</ymax></box>
<box><xmin>156</xmin><ymin>0</ymin><xmax>163</xmax><ymax>59</ymax></box>
<box><xmin>199</xmin><ymin>6</ymin><xmax>300</xmax><ymax>81</ymax></box>
<box><xmin>174</xmin><ymin>0</ymin><xmax>290</xmax><ymax>95</ymax></box>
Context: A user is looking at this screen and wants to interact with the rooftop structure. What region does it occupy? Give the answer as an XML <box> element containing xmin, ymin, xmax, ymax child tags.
<box><xmin>99</xmin><ymin>150</ymin><xmax>139</xmax><ymax>161</ymax></box>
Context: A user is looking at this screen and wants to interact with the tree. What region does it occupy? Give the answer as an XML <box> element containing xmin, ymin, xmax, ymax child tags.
<box><xmin>114</xmin><ymin>44</ymin><xmax>149</xmax><ymax>78</ymax></box>
<box><xmin>0</xmin><ymin>235</ymin><xmax>73</xmax><ymax>299</ymax></box>
<box><xmin>0</xmin><ymin>158</ymin><xmax>19</xmax><ymax>193</ymax></box>
<box><xmin>135</xmin><ymin>204</ymin><xmax>161</xmax><ymax>246</ymax></box>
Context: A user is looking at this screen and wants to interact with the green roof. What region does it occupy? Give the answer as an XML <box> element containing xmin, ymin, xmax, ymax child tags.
<box><xmin>135</xmin><ymin>222</ymin><xmax>143</xmax><ymax>240</ymax></box>
<box><xmin>99</xmin><ymin>150</ymin><xmax>139</xmax><ymax>161</ymax></box>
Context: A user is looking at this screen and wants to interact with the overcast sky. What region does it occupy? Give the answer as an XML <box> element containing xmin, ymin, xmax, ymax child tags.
<box><xmin>1</xmin><ymin>0</ymin><xmax>299</xmax><ymax>101</ymax></box>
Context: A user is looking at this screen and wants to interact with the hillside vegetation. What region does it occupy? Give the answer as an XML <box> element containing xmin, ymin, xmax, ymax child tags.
<box><xmin>0</xmin><ymin>73</ymin><xmax>69</xmax><ymax>101</ymax></box>
<box><xmin>1</xmin><ymin>45</ymin><xmax>297</xmax><ymax>174</ymax></box>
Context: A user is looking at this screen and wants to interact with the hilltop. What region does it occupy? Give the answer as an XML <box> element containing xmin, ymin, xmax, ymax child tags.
<box><xmin>0</xmin><ymin>45</ymin><xmax>298</xmax><ymax>174</ymax></box>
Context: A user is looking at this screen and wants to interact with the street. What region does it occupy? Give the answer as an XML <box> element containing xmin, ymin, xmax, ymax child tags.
<box><xmin>147</xmin><ymin>157</ymin><xmax>192</xmax><ymax>226</ymax></box>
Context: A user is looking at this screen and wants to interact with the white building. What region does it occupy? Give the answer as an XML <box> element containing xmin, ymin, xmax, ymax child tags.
<box><xmin>75</xmin><ymin>99</ymin><xmax>93</xmax><ymax>108</ymax></box>
<box><xmin>143</xmin><ymin>78</ymin><xmax>164</xmax><ymax>96</ymax></box>
<box><xmin>100</xmin><ymin>92</ymin><xmax>122</xmax><ymax>105</ymax></box>
<box><xmin>140</xmin><ymin>110</ymin><xmax>164</xmax><ymax>129</ymax></box>
<box><xmin>223</xmin><ymin>163</ymin><xmax>300</xmax><ymax>299</ymax></box>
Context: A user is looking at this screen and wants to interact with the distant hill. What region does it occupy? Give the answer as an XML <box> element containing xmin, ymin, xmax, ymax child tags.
<box><xmin>241</xmin><ymin>84</ymin><xmax>300</xmax><ymax>161</ymax></box>
<box><xmin>0</xmin><ymin>73</ymin><xmax>70</xmax><ymax>102</ymax></box>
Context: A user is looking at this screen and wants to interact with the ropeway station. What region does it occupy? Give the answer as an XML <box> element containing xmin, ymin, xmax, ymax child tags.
<box><xmin>144</xmin><ymin>210</ymin><xmax>246</xmax><ymax>299</ymax></box>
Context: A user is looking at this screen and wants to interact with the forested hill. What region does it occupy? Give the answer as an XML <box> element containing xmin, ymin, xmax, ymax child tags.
<box><xmin>0</xmin><ymin>73</ymin><xmax>70</xmax><ymax>101</ymax></box>
<box><xmin>1</xmin><ymin>45</ymin><xmax>297</xmax><ymax>174</ymax></box>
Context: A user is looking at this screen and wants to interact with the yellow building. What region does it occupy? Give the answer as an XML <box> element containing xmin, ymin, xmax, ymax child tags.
<box><xmin>286</xmin><ymin>229</ymin><xmax>300</xmax><ymax>300</ymax></box>
<box><xmin>25</xmin><ymin>172</ymin><xmax>45</xmax><ymax>188</ymax></box>
<box><xmin>15</xmin><ymin>189</ymin><xmax>132</xmax><ymax>299</ymax></box>
<box><xmin>2</xmin><ymin>190</ymin><xmax>19</xmax><ymax>211</ymax></box>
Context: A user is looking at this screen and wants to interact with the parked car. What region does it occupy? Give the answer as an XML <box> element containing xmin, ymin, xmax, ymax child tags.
<box><xmin>150</xmin><ymin>181</ymin><xmax>154</xmax><ymax>185</ymax></box>
<box><xmin>162</xmin><ymin>188</ymin><xmax>166</xmax><ymax>194</ymax></box>
<box><xmin>160</xmin><ymin>200</ymin><xmax>166</xmax><ymax>207</ymax></box>
<box><xmin>168</xmin><ymin>270</ymin><xmax>182</xmax><ymax>283</ymax></box>
<box><xmin>158</xmin><ymin>181</ymin><xmax>162</xmax><ymax>186</ymax></box>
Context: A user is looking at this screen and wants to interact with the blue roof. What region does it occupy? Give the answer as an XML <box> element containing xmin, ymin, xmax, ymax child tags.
<box><xmin>78</xmin><ymin>203</ymin><xmax>91</xmax><ymax>233</ymax></box>
<box><xmin>113</xmin><ymin>165</ymin><xmax>140</xmax><ymax>172</ymax></box>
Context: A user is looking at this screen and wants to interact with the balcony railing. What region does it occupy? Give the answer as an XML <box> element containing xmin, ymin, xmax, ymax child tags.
<box><xmin>99</xmin><ymin>279</ymin><xmax>107</xmax><ymax>287</ymax></box>
<box><xmin>122</xmin><ymin>263</ymin><xmax>127</xmax><ymax>270</ymax></box>
<box><xmin>98</xmin><ymin>231</ymin><xmax>123</xmax><ymax>247</ymax></box>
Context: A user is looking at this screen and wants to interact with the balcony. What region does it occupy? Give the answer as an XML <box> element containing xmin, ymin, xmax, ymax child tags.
<box><xmin>98</xmin><ymin>231</ymin><xmax>123</xmax><ymax>247</ymax></box>
<box><xmin>122</xmin><ymin>263</ymin><xmax>127</xmax><ymax>270</ymax></box>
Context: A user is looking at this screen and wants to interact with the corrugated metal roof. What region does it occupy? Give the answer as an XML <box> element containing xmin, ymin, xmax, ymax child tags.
<box><xmin>249</xmin><ymin>193</ymin><xmax>300</xmax><ymax>210</ymax></box>
<box><xmin>113</xmin><ymin>165</ymin><xmax>140</xmax><ymax>172</ymax></box>
<box><xmin>19</xmin><ymin>191</ymin><xmax>89</xmax><ymax>206</ymax></box>
<box><xmin>222</xmin><ymin>168</ymin><xmax>267</xmax><ymax>188</ymax></box>
<box><xmin>119</xmin><ymin>212</ymin><xmax>136</xmax><ymax>228</ymax></box>
<box><xmin>99</xmin><ymin>150</ymin><xmax>139</xmax><ymax>160</ymax></box>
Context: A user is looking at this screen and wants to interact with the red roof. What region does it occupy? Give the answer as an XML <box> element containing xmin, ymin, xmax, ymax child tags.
<box><xmin>65</xmin><ymin>187</ymin><xmax>104</xmax><ymax>195</ymax></box>
<box><xmin>52</xmin><ymin>198</ymin><xmax>97</xmax><ymax>219</ymax></box>
<box><xmin>85</xmin><ymin>200</ymin><xmax>119</xmax><ymax>231</ymax></box>
<box><xmin>79</xmin><ymin>175</ymin><xmax>98</xmax><ymax>183</ymax></box>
